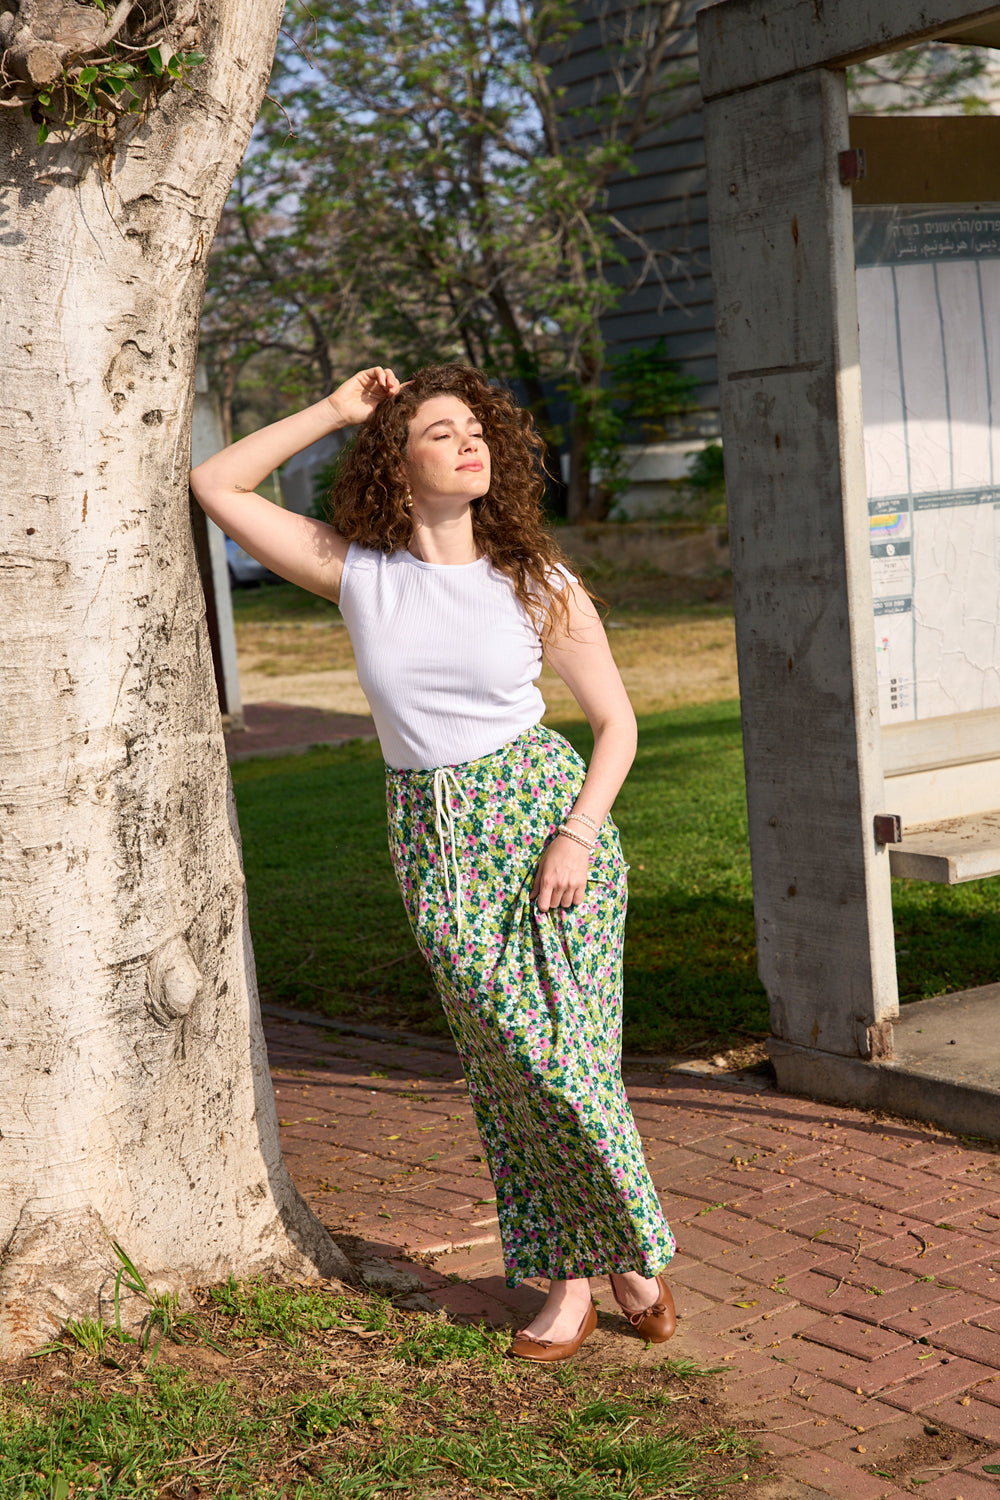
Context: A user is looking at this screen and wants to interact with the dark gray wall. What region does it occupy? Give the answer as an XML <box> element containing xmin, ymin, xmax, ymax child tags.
<box><xmin>548</xmin><ymin>1</ymin><xmax>717</xmax><ymax>438</ymax></box>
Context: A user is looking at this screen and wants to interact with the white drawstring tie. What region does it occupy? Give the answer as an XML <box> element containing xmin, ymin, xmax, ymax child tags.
<box><xmin>432</xmin><ymin>767</ymin><xmax>473</xmax><ymax>934</ymax></box>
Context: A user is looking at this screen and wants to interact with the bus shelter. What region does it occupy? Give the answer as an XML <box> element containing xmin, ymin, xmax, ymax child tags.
<box><xmin>697</xmin><ymin>0</ymin><xmax>1000</xmax><ymax>1137</ymax></box>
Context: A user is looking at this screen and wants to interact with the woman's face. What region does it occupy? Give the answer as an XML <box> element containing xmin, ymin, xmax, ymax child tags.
<box><xmin>401</xmin><ymin>394</ymin><xmax>491</xmax><ymax>509</ymax></box>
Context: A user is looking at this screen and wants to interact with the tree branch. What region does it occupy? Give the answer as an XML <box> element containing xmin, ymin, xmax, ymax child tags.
<box><xmin>97</xmin><ymin>0</ymin><xmax>140</xmax><ymax>50</ymax></box>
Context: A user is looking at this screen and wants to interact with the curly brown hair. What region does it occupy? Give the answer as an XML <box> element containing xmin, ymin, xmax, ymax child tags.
<box><xmin>328</xmin><ymin>364</ymin><xmax>583</xmax><ymax>636</ymax></box>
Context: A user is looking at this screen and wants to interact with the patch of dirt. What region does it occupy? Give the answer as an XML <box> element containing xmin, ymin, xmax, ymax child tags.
<box><xmin>865</xmin><ymin>1423</ymin><xmax>991</xmax><ymax>1487</ymax></box>
<box><xmin>235</xmin><ymin>610</ymin><xmax>739</xmax><ymax>722</ymax></box>
<box><xmin>736</xmin><ymin>1413</ymin><xmax>992</xmax><ymax>1497</ymax></box>
<box><xmin>150</xmin><ymin>1340</ymin><xmax>233</xmax><ymax>1376</ymax></box>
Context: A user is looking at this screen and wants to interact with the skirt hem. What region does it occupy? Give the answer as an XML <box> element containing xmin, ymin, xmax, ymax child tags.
<box><xmin>504</xmin><ymin>1249</ymin><xmax>676</xmax><ymax>1289</ymax></box>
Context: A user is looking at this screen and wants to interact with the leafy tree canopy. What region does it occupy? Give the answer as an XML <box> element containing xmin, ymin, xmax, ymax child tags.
<box><xmin>200</xmin><ymin>0</ymin><xmax>701</xmax><ymax>515</ymax></box>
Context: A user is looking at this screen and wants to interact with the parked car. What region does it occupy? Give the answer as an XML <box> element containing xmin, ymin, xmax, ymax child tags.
<box><xmin>225</xmin><ymin>537</ymin><xmax>280</xmax><ymax>587</ymax></box>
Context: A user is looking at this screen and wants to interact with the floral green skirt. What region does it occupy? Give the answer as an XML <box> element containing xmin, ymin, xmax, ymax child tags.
<box><xmin>385</xmin><ymin>723</ymin><xmax>675</xmax><ymax>1286</ymax></box>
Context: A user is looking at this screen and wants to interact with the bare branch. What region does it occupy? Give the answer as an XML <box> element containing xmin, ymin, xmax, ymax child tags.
<box><xmin>97</xmin><ymin>0</ymin><xmax>139</xmax><ymax>50</ymax></box>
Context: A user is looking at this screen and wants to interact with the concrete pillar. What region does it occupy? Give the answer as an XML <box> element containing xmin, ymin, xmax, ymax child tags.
<box><xmin>702</xmin><ymin>65</ymin><xmax>898</xmax><ymax>1060</ymax></box>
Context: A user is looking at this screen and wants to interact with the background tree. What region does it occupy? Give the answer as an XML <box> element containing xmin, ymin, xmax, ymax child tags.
<box><xmin>0</xmin><ymin>0</ymin><xmax>350</xmax><ymax>1361</ymax></box>
<box><xmin>200</xmin><ymin>0</ymin><xmax>702</xmax><ymax>518</ymax></box>
<box><xmin>848</xmin><ymin>40</ymin><xmax>993</xmax><ymax>113</ymax></box>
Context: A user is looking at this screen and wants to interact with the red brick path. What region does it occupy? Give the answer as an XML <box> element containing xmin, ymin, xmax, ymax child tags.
<box><xmin>265</xmin><ymin>1013</ymin><xmax>1000</xmax><ymax>1498</ymax></box>
<box><xmin>225</xmin><ymin>702</ymin><xmax>376</xmax><ymax>761</ymax></box>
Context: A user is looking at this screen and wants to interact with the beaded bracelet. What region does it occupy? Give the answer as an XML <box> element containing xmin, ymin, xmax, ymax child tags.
<box><xmin>557</xmin><ymin>824</ymin><xmax>595</xmax><ymax>852</ymax></box>
<box><xmin>567</xmin><ymin>811</ymin><xmax>600</xmax><ymax>833</ymax></box>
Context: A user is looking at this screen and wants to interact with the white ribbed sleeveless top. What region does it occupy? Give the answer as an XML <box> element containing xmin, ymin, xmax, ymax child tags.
<box><xmin>338</xmin><ymin>542</ymin><xmax>556</xmax><ymax>770</ymax></box>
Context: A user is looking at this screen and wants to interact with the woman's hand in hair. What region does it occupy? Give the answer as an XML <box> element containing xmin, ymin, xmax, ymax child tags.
<box><xmin>326</xmin><ymin>367</ymin><xmax>403</xmax><ymax>428</ymax></box>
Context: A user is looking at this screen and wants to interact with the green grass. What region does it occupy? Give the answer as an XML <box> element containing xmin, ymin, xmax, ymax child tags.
<box><xmin>205</xmin><ymin>1277</ymin><xmax>511</xmax><ymax>1369</ymax></box>
<box><xmin>229</xmin><ymin>574</ymin><xmax>732</xmax><ymax>626</ymax></box>
<box><xmin>0</xmin><ymin>1377</ymin><xmax>743</xmax><ymax>1499</ymax></box>
<box><xmin>1</xmin><ymin>1279</ymin><xmax>758</xmax><ymax>1499</ymax></box>
<box><xmin>230</xmin><ymin>578</ymin><xmax>343</xmax><ymax>622</ymax></box>
<box><xmin>231</xmin><ymin>700</ymin><xmax>1000</xmax><ymax>1055</ymax></box>
<box><xmin>231</xmin><ymin>704</ymin><xmax>764</xmax><ymax>1053</ymax></box>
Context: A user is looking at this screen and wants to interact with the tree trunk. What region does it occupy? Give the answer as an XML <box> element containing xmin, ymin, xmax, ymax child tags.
<box><xmin>219</xmin><ymin>360</ymin><xmax>237</xmax><ymax>449</ymax></box>
<box><xmin>0</xmin><ymin>0</ymin><xmax>351</xmax><ymax>1362</ymax></box>
<box><xmin>565</xmin><ymin>413</ymin><xmax>592</xmax><ymax>522</ymax></box>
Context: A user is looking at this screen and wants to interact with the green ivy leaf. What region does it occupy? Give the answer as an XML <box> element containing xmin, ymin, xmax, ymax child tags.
<box><xmin>166</xmin><ymin>55</ymin><xmax>182</xmax><ymax>78</ymax></box>
<box><xmin>36</xmin><ymin>120</ymin><xmax>49</xmax><ymax>144</ymax></box>
<box><xmin>78</xmin><ymin>66</ymin><xmax>99</xmax><ymax>87</ymax></box>
<box><xmin>184</xmin><ymin>51</ymin><xmax>206</xmax><ymax>67</ymax></box>
<box><xmin>146</xmin><ymin>46</ymin><xmax>164</xmax><ymax>76</ymax></box>
<box><xmin>37</xmin><ymin>91</ymin><xmax>51</xmax><ymax>106</ymax></box>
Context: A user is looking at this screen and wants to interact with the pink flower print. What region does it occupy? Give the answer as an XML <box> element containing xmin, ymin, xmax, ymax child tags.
<box><xmin>504</xmin><ymin>841</ymin><xmax>515</xmax><ymax>855</ymax></box>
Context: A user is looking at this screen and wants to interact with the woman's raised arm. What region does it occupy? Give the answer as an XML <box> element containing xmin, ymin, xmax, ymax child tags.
<box><xmin>189</xmin><ymin>366</ymin><xmax>401</xmax><ymax>604</ymax></box>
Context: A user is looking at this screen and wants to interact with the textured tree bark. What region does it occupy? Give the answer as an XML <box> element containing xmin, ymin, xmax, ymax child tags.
<box><xmin>0</xmin><ymin>0</ymin><xmax>352</xmax><ymax>1361</ymax></box>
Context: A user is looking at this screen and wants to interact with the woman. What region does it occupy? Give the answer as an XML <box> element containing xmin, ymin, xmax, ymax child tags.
<box><xmin>190</xmin><ymin>363</ymin><xmax>676</xmax><ymax>1361</ymax></box>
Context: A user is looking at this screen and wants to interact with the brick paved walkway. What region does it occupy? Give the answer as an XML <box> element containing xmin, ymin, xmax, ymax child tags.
<box><xmin>266</xmin><ymin>1012</ymin><xmax>1000</xmax><ymax>1498</ymax></box>
<box><xmin>225</xmin><ymin>702</ymin><xmax>376</xmax><ymax>761</ymax></box>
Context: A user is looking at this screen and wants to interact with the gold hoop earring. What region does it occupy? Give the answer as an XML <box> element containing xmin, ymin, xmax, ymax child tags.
<box><xmin>403</xmin><ymin>488</ymin><xmax>412</xmax><ymax>509</ymax></box>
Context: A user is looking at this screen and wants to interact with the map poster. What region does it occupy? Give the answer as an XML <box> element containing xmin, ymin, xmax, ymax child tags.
<box><xmin>856</xmin><ymin>206</ymin><xmax>1000</xmax><ymax>724</ymax></box>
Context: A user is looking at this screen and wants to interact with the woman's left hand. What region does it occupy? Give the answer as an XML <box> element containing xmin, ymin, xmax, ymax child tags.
<box><xmin>531</xmin><ymin>834</ymin><xmax>591</xmax><ymax>912</ymax></box>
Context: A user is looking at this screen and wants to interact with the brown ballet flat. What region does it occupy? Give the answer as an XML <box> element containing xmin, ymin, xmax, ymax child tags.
<box><xmin>508</xmin><ymin>1300</ymin><xmax>598</xmax><ymax>1363</ymax></box>
<box><xmin>612</xmin><ymin>1273</ymin><xmax>677</xmax><ymax>1344</ymax></box>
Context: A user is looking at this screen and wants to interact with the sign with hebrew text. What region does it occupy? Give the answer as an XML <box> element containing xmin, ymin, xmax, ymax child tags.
<box><xmin>856</xmin><ymin>206</ymin><xmax>1000</xmax><ymax>724</ymax></box>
